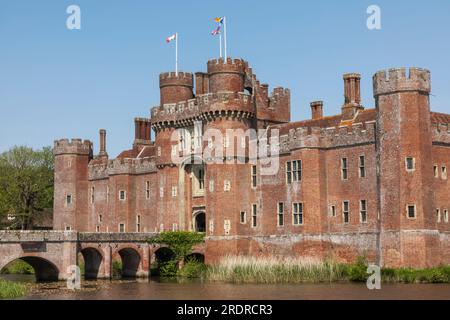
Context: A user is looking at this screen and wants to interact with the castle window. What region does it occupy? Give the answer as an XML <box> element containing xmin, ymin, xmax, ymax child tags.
<box><xmin>193</xmin><ymin>166</ymin><xmax>205</xmax><ymax>196</ymax></box>
<box><xmin>293</xmin><ymin>202</ymin><xmax>303</xmax><ymax>226</ymax></box>
<box><xmin>240</xmin><ymin>211</ymin><xmax>246</xmax><ymax>224</ymax></box>
<box><xmin>251</xmin><ymin>165</ymin><xmax>257</xmax><ymax>188</ymax></box>
<box><xmin>341</xmin><ymin>158</ymin><xmax>348</xmax><ymax>180</ymax></box>
<box><xmin>66</xmin><ymin>194</ymin><xmax>72</xmax><ymax>206</ymax></box>
<box><xmin>434</xmin><ymin>165</ymin><xmax>439</xmax><ymax>178</ymax></box>
<box><xmin>407</xmin><ymin>204</ymin><xmax>416</xmax><ymax>219</ymax></box>
<box><xmin>343</xmin><ymin>201</ymin><xmax>349</xmax><ymax>224</ymax></box>
<box><xmin>437</xmin><ymin>209</ymin><xmax>441</xmax><ymax>223</ymax></box>
<box><xmin>98</xmin><ymin>214</ymin><xmax>102</xmax><ymax>223</ymax></box>
<box><xmin>119</xmin><ymin>223</ymin><xmax>125</xmax><ymax>233</ymax></box>
<box><xmin>286</xmin><ymin>160</ymin><xmax>302</xmax><ymax>184</ymax></box>
<box><xmin>136</xmin><ymin>215</ymin><xmax>141</xmax><ymax>232</ymax></box>
<box><xmin>146</xmin><ymin>181</ymin><xmax>150</xmax><ymax>199</ymax></box>
<box><xmin>329</xmin><ymin>205</ymin><xmax>336</xmax><ymax>217</ymax></box>
<box><xmin>67</xmin><ymin>160</ymin><xmax>72</xmax><ymax>168</ymax></box>
<box><xmin>96</xmin><ymin>226</ymin><xmax>100</xmax><ymax>233</ymax></box>
<box><xmin>224</xmin><ymin>180</ymin><xmax>231</xmax><ymax>192</ymax></box>
<box><xmin>119</xmin><ymin>190</ymin><xmax>126</xmax><ymax>201</ymax></box>
<box><xmin>445</xmin><ymin>210</ymin><xmax>449</xmax><ymax>223</ymax></box>
<box><xmin>442</xmin><ymin>166</ymin><xmax>447</xmax><ymax>179</ymax></box>
<box><xmin>359</xmin><ymin>156</ymin><xmax>366</xmax><ymax>178</ymax></box>
<box><xmin>65</xmin><ymin>226</ymin><xmax>72</xmax><ymax>231</ymax></box>
<box><xmin>277</xmin><ymin>202</ymin><xmax>284</xmax><ymax>226</ymax></box>
<box><xmin>406</xmin><ymin>157</ymin><xmax>415</xmax><ymax>171</ymax></box>
<box><xmin>172</xmin><ymin>223</ymin><xmax>178</xmax><ymax>231</ymax></box>
<box><xmin>106</xmin><ymin>186</ymin><xmax>110</xmax><ymax>203</ymax></box>
<box><xmin>360</xmin><ymin>200</ymin><xmax>367</xmax><ymax>223</ymax></box>
<box><xmin>90</xmin><ymin>186</ymin><xmax>95</xmax><ymax>204</ymax></box>
<box><xmin>252</xmin><ymin>204</ymin><xmax>257</xmax><ymax>227</ymax></box>
<box><xmin>172</xmin><ymin>186</ymin><xmax>178</xmax><ymax>197</ymax></box>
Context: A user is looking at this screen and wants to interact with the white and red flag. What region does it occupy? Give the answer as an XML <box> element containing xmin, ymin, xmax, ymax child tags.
<box><xmin>166</xmin><ymin>34</ymin><xmax>176</xmax><ymax>43</ymax></box>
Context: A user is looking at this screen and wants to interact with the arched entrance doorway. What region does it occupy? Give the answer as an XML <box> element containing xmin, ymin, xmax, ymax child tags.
<box><xmin>194</xmin><ymin>211</ymin><xmax>206</xmax><ymax>232</ymax></box>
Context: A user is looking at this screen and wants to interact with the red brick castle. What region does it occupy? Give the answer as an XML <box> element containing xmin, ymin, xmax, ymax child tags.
<box><xmin>53</xmin><ymin>58</ymin><xmax>450</xmax><ymax>268</ymax></box>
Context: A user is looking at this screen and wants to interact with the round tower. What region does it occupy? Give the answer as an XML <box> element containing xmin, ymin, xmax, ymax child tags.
<box><xmin>207</xmin><ymin>58</ymin><xmax>247</xmax><ymax>93</ymax></box>
<box><xmin>53</xmin><ymin>139</ymin><xmax>93</xmax><ymax>231</ymax></box>
<box><xmin>159</xmin><ymin>72</ymin><xmax>194</xmax><ymax>105</ymax></box>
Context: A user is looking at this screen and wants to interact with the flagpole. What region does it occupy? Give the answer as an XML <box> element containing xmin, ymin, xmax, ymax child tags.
<box><xmin>223</xmin><ymin>17</ymin><xmax>227</xmax><ymax>60</ymax></box>
<box><xmin>175</xmin><ymin>32</ymin><xmax>178</xmax><ymax>76</ymax></box>
<box><xmin>219</xmin><ymin>33</ymin><xmax>222</xmax><ymax>58</ymax></box>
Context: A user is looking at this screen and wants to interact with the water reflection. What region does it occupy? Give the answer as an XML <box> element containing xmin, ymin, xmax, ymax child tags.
<box><xmin>2</xmin><ymin>274</ymin><xmax>450</xmax><ymax>300</ymax></box>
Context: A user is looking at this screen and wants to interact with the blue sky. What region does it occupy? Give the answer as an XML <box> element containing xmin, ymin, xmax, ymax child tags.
<box><xmin>1</xmin><ymin>0</ymin><xmax>449</xmax><ymax>157</ymax></box>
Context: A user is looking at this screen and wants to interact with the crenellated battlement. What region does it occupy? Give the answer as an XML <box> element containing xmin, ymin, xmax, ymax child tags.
<box><xmin>432</xmin><ymin>123</ymin><xmax>450</xmax><ymax>145</ymax></box>
<box><xmin>373</xmin><ymin>67</ymin><xmax>431</xmax><ymax>97</ymax></box>
<box><xmin>54</xmin><ymin>139</ymin><xmax>92</xmax><ymax>156</ymax></box>
<box><xmin>277</xmin><ymin>121</ymin><xmax>376</xmax><ymax>154</ymax></box>
<box><xmin>151</xmin><ymin>91</ymin><xmax>254</xmax><ymax>126</ymax></box>
<box><xmin>207</xmin><ymin>58</ymin><xmax>248</xmax><ymax>75</ymax></box>
<box><xmin>88</xmin><ymin>157</ymin><xmax>157</xmax><ymax>180</ymax></box>
<box><xmin>159</xmin><ymin>72</ymin><xmax>193</xmax><ymax>88</ymax></box>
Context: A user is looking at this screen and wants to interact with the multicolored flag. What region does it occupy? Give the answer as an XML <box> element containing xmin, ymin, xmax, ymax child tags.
<box><xmin>166</xmin><ymin>34</ymin><xmax>176</xmax><ymax>43</ymax></box>
<box><xmin>215</xmin><ymin>17</ymin><xmax>224</xmax><ymax>24</ymax></box>
<box><xmin>211</xmin><ymin>25</ymin><xmax>221</xmax><ymax>36</ymax></box>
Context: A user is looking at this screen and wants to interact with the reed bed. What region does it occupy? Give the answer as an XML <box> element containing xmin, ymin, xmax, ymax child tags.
<box><xmin>206</xmin><ymin>255</ymin><xmax>349</xmax><ymax>283</ymax></box>
<box><xmin>0</xmin><ymin>279</ymin><xmax>27</xmax><ymax>299</ymax></box>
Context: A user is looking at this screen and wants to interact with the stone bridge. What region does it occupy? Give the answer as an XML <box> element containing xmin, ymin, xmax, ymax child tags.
<box><xmin>0</xmin><ymin>231</ymin><xmax>205</xmax><ymax>281</ymax></box>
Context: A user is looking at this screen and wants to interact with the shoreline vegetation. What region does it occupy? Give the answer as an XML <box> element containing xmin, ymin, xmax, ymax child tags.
<box><xmin>2</xmin><ymin>255</ymin><xmax>450</xmax><ymax>299</ymax></box>
<box><xmin>183</xmin><ymin>256</ymin><xmax>450</xmax><ymax>284</ymax></box>
<box><xmin>0</xmin><ymin>279</ymin><xmax>27</xmax><ymax>299</ymax></box>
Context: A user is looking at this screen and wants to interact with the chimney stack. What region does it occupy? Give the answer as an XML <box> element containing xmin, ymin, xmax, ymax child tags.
<box><xmin>342</xmin><ymin>73</ymin><xmax>363</xmax><ymax>120</ymax></box>
<box><xmin>310</xmin><ymin>101</ymin><xmax>324</xmax><ymax>120</ymax></box>
<box><xmin>99</xmin><ymin>129</ymin><xmax>107</xmax><ymax>157</ymax></box>
<box><xmin>134</xmin><ymin>118</ymin><xmax>152</xmax><ymax>142</ymax></box>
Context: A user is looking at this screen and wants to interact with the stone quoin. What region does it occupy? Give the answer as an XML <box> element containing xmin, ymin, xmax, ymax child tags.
<box><xmin>50</xmin><ymin>58</ymin><xmax>450</xmax><ymax>269</ymax></box>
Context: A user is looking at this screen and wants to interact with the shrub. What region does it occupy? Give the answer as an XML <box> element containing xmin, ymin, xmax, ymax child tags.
<box><xmin>159</xmin><ymin>261</ymin><xmax>178</xmax><ymax>277</ymax></box>
<box><xmin>178</xmin><ymin>258</ymin><xmax>206</xmax><ymax>278</ymax></box>
<box><xmin>346</xmin><ymin>256</ymin><xmax>368</xmax><ymax>282</ymax></box>
<box><xmin>1</xmin><ymin>260</ymin><xmax>34</xmax><ymax>275</ymax></box>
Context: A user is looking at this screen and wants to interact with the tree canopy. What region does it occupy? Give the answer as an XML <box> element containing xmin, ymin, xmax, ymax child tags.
<box><xmin>149</xmin><ymin>231</ymin><xmax>205</xmax><ymax>262</ymax></box>
<box><xmin>0</xmin><ymin>146</ymin><xmax>53</xmax><ymax>230</ymax></box>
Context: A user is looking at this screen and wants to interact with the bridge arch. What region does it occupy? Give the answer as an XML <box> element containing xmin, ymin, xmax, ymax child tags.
<box><xmin>79</xmin><ymin>247</ymin><xmax>103</xmax><ymax>280</ymax></box>
<box><xmin>1</xmin><ymin>256</ymin><xmax>59</xmax><ymax>282</ymax></box>
<box><xmin>117</xmin><ymin>247</ymin><xmax>142</xmax><ymax>278</ymax></box>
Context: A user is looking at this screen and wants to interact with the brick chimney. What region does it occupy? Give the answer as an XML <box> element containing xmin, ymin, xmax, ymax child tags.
<box><xmin>342</xmin><ymin>73</ymin><xmax>364</xmax><ymax>120</ymax></box>
<box><xmin>310</xmin><ymin>101</ymin><xmax>323</xmax><ymax>120</ymax></box>
<box><xmin>99</xmin><ymin>129</ymin><xmax>107</xmax><ymax>157</ymax></box>
<box><xmin>134</xmin><ymin>118</ymin><xmax>152</xmax><ymax>143</ymax></box>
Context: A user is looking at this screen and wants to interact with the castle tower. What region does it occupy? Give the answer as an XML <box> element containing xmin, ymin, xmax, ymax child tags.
<box><xmin>159</xmin><ymin>72</ymin><xmax>194</xmax><ymax>105</ymax></box>
<box><xmin>207</xmin><ymin>58</ymin><xmax>247</xmax><ymax>93</ymax></box>
<box><xmin>374</xmin><ymin>67</ymin><xmax>439</xmax><ymax>267</ymax></box>
<box><xmin>53</xmin><ymin>139</ymin><xmax>93</xmax><ymax>231</ymax></box>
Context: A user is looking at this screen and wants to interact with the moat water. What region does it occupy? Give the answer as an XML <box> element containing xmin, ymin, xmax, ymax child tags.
<box><xmin>2</xmin><ymin>274</ymin><xmax>450</xmax><ymax>300</ymax></box>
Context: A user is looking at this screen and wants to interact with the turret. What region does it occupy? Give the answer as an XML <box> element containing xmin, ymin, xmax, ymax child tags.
<box><xmin>53</xmin><ymin>139</ymin><xmax>93</xmax><ymax>231</ymax></box>
<box><xmin>373</xmin><ymin>67</ymin><xmax>437</xmax><ymax>267</ymax></box>
<box><xmin>207</xmin><ymin>58</ymin><xmax>247</xmax><ymax>93</ymax></box>
<box><xmin>159</xmin><ymin>72</ymin><xmax>194</xmax><ymax>105</ymax></box>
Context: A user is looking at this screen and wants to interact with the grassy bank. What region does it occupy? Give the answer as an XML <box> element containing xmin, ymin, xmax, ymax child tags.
<box><xmin>0</xmin><ymin>279</ymin><xmax>27</xmax><ymax>299</ymax></box>
<box><xmin>202</xmin><ymin>256</ymin><xmax>450</xmax><ymax>284</ymax></box>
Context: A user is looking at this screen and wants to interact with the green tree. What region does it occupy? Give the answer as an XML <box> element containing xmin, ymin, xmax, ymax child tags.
<box><xmin>0</xmin><ymin>146</ymin><xmax>54</xmax><ymax>230</ymax></box>
<box><xmin>148</xmin><ymin>231</ymin><xmax>204</xmax><ymax>268</ymax></box>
